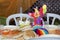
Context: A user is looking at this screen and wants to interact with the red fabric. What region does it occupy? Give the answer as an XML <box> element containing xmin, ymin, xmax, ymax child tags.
<box><xmin>37</xmin><ymin>29</ymin><xmax>44</xmax><ymax>36</ymax></box>
<box><xmin>39</xmin><ymin>8</ymin><xmax>44</xmax><ymax>17</ymax></box>
<box><xmin>34</xmin><ymin>17</ymin><xmax>37</xmax><ymax>25</ymax></box>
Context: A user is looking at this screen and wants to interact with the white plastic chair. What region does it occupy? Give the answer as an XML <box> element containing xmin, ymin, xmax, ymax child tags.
<box><xmin>6</xmin><ymin>13</ymin><xmax>45</xmax><ymax>26</ymax></box>
<box><xmin>6</xmin><ymin>13</ymin><xmax>32</xmax><ymax>26</ymax></box>
<box><xmin>46</xmin><ymin>13</ymin><xmax>60</xmax><ymax>25</ymax></box>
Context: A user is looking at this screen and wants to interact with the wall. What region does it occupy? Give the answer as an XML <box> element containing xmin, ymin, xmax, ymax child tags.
<box><xmin>0</xmin><ymin>0</ymin><xmax>36</xmax><ymax>17</ymax></box>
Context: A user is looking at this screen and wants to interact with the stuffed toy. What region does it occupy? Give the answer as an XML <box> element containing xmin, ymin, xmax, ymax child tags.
<box><xmin>28</xmin><ymin>4</ymin><xmax>47</xmax><ymax>26</ymax></box>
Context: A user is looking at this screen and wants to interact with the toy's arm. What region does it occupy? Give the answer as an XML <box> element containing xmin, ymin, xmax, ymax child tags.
<box><xmin>39</xmin><ymin>8</ymin><xmax>44</xmax><ymax>17</ymax></box>
<box><xmin>28</xmin><ymin>13</ymin><xmax>34</xmax><ymax>17</ymax></box>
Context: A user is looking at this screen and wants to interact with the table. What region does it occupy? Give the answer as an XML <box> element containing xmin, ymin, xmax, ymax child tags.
<box><xmin>0</xmin><ymin>25</ymin><xmax>60</xmax><ymax>40</ymax></box>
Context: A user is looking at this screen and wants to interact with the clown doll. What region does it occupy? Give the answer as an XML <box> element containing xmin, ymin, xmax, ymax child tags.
<box><xmin>28</xmin><ymin>4</ymin><xmax>47</xmax><ymax>26</ymax></box>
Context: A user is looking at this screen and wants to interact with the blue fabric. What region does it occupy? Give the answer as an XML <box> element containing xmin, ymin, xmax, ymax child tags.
<box><xmin>36</xmin><ymin>17</ymin><xmax>41</xmax><ymax>25</ymax></box>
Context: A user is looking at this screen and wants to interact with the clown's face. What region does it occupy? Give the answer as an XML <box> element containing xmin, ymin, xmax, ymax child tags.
<box><xmin>34</xmin><ymin>7</ymin><xmax>40</xmax><ymax>18</ymax></box>
<box><xmin>34</xmin><ymin>12</ymin><xmax>40</xmax><ymax>18</ymax></box>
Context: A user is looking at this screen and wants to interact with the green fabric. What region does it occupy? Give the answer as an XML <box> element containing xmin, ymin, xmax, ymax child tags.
<box><xmin>54</xmin><ymin>19</ymin><xmax>60</xmax><ymax>25</ymax></box>
<box><xmin>0</xmin><ymin>17</ymin><xmax>6</xmax><ymax>25</ymax></box>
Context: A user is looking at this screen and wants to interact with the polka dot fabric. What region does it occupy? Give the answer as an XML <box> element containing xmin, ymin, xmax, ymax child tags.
<box><xmin>25</xmin><ymin>0</ymin><xmax>60</xmax><ymax>15</ymax></box>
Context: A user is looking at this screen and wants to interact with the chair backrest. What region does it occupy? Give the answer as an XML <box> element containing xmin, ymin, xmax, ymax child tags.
<box><xmin>6</xmin><ymin>13</ymin><xmax>32</xmax><ymax>26</ymax></box>
<box><xmin>6</xmin><ymin>13</ymin><xmax>45</xmax><ymax>26</ymax></box>
<box><xmin>47</xmin><ymin>13</ymin><xmax>60</xmax><ymax>25</ymax></box>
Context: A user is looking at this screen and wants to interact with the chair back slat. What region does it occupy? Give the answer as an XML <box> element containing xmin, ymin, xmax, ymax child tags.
<box><xmin>47</xmin><ymin>13</ymin><xmax>60</xmax><ymax>25</ymax></box>
<box><xmin>6</xmin><ymin>13</ymin><xmax>32</xmax><ymax>26</ymax></box>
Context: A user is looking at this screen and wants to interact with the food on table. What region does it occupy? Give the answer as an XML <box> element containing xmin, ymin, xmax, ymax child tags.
<box><xmin>0</xmin><ymin>26</ymin><xmax>23</xmax><ymax>38</ymax></box>
<box><xmin>23</xmin><ymin>30</ymin><xmax>36</xmax><ymax>39</ymax></box>
<box><xmin>9</xmin><ymin>30</ymin><xmax>22</xmax><ymax>36</ymax></box>
<box><xmin>17</xmin><ymin>36</ymin><xmax>24</xmax><ymax>40</ymax></box>
<box><xmin>1</xmin><ymin>29</ymin><xmax>22</xmax><ymax>37</ymax></box>
<box><xmin>48</xmin><ymin>29</ymin><xmax>60</xmax><ymax>35</ymax></box>
<box><xmin>55</xmin><ymin>29</ymin><xmax>60</xmax><ymax>35</ymax></box>
<box><xmin>0</xmin><ymin>30</ymin><xmax>2</xmax><ymax>35</ymax></box>
<box><xmin>1</xmin><ymin>29</ymin><xmax>10</xmax><ymax>35</ymax></box>
<box><xmin>48</xmin><ymin>29</ymin><xmax>56</xmax><ymax>34</ymax></box>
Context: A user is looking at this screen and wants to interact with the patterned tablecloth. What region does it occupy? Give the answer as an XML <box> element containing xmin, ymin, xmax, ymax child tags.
<box><xmin>29</xmin><ymin>37</ymin><xmax>60</xmax><ymax>40</ymax></box>
<box><xmin>0</xmin><ymin>25</ymin><xmax>60</xmax><ymax>40</ymax></box>
<box><xmin>29</xmin><ymin>34</ymin><xmax>60</xmax><ymax>40</ymax></box>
